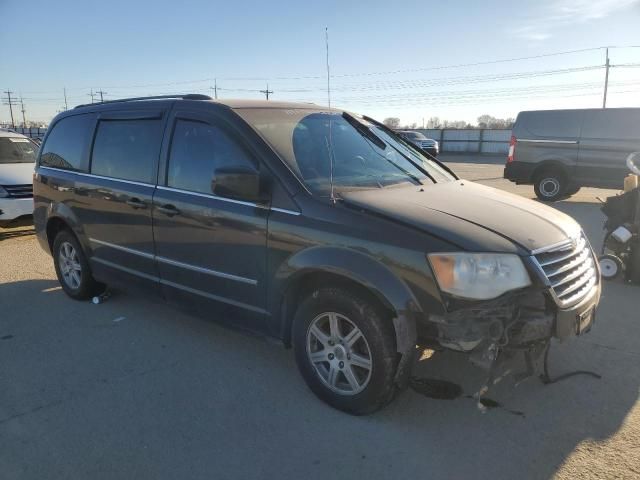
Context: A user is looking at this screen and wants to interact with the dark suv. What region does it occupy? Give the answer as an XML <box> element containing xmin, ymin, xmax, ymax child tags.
<box><xmin>34</xmin><ymin>95</ymin><xmax>601</xmax><ymax>414</ymax></box>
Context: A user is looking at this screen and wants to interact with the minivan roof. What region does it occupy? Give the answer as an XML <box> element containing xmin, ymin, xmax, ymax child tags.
<box><xmin>71</xmin><ymin>94</ymin><xmax>327</xmax><ymax>112</ymax></box>
<box><xmin>0</xmin><ymin>129</ymin><xmax>29</xmax><ymax>139</ymax></box>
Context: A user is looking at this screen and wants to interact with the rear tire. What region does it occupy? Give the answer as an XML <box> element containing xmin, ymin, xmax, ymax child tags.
<box><xmin>53</xmin><ymin>229</ymin><xmax>104</xmax><ymax>300</ymax></box>
<box><xmin>534</xmin><ymin>168</ymin><xmax>568</xmax><ymax>202</ymax></box>
<box><xmin>565</xmin><ymin>185</ymin><xmax>581</xmax><ymax>197</ymax></box>
<box><xmin>292</xmin><ymin>287</ymin><xmax>399</xmax><ymax>415</ymax></box>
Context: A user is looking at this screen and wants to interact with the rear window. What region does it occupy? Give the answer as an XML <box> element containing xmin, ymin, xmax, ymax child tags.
<box><xmin>518</xmin><ymin>111</ymin><xmax>582</xmax><ymax>138</ymax></box>
<box><xmin>40</xmin><ymin>114</ymin><xmax>95</xmax><ymax>171</ymax></box>
<box><xmin>0</xmin><ymin>137</ymin><xmax>37</xmax><ymax>164</ymax></box>
<box><xmin>403</xmin><ymin>132</ymin><xmax>426</xmax><ymax>140</ymax></box>
<box><xmin>90</xmin><ymin>119</ymin><xmax>163</xmax><ymax>183</ymax></box>
<box><xmin>581</xmin><ymin>109</ymin><xmax>640</xmax><ymax>141</ymax></box>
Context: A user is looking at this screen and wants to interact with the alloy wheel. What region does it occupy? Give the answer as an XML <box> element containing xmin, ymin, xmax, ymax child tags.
<box><xmin>58</xmin><ymin>241</ymin><xmax>82</xmax><ymax>289</ymax></box>
<box><xmin>306</xmin><ymin>312</ymin><xmax>373</xmax><ymax>395</ymax></box>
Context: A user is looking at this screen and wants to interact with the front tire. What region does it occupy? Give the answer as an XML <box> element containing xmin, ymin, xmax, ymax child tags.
<box><xmin>53</xmin><ymin>229</ymin><xmax>104</xmax><ymax>300</ymax></box>
<box><xmin>292</xmin><ymin>287</ymin><xmax>399</xmax><ymax>415</ymax></box>
<box><xmin>534</xmin><ymin>169</ymin><xmax>567</xmax><ymax>201</ymax></box>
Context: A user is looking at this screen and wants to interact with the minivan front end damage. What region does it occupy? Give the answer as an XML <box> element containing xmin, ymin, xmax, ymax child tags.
<box><xmin>426</xmin><ymin>279</ymin><xmax>600</xmax><ymax>398</ymax></box>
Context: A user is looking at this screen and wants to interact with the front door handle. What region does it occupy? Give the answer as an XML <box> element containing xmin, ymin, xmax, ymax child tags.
<box><xmin>156</xmin><ymin>204</ymin><xmax>180</xmax><ymax>217</ymax></box>
<box><xmin>126</xmin><ymin>197</ymin><xmax>147</xmax><ymax>209</ymax></box>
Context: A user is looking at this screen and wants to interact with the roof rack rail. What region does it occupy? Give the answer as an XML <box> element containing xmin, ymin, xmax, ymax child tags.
<box><xmin>74</xmin><ymin>93</ymin><xmax>212</xmax><ymax>109</ymax></box>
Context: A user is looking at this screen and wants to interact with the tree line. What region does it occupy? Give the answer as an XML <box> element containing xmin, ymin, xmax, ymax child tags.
<box><xmin>383</xmin><ymin>115</ymin><xmax>515</xmax><ymax>130</ymax></box>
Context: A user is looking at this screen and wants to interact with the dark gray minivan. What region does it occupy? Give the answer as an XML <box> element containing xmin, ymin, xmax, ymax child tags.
<box><xmin>504</xmin><ymin>108</ymin><xmax>640</xmax><ymax>201</ymax></box>
<box><xmin>34</xmin><ymin>95</ymin><xmax>601</xmax><ymax>414</ymax></box>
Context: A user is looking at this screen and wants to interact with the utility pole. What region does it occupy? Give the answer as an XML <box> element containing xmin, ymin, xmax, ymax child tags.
<box><xmin>210</xmin><ymin>79</ymin><xmax>218</xmax><ymax>99</ymax></box>
<box><xmin>63</xmin><ymin>87</ymin><xmax>68</xmax><ymax>110</ymax></box>
<box><xmin>422</xmin><ymin>117</ymin><xmax>425</xmax><ymax>129</ymax></box>
<box><xmin>20</xmin><ymin>97</ymin><xmax>27</xmax><ymax>127</ymax></box>
<box><xmin>88</xmin><ymin>89</ymin><xmax>95</xmax><ymax>104</ymax></box>
<box><xmin>2</xmin><ymin>90</ymin><xmax>17</xmax><ymax>129</ymax></box>
<box><xmin>603</xmin><ymin>47</ymin><xmax>610</xmax><ymax>108</ymax></box>
<box><xmin>259</xmin><ymin>83</ymin><xmax>273</xmax><ymax>100</ymax></box>
<box><xmin>96</xmin><ymin>90</ymin><xmax>107</xmax><ymax>102</ymax></box>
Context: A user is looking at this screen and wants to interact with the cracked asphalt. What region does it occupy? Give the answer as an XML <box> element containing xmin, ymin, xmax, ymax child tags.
<box><xmin>1</xmin><ymin>154</ymin><xmax>639</xmax><ymax>479</ymax></box>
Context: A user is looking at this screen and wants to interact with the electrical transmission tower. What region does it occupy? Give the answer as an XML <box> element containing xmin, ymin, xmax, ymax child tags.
<box><xmin>96</xmin><ymin>90</ymin><xmax>107</xmax><ymax>102</ymax></box>
<box><xmin>20</xmin><ymin>97</ymin><xmax>27</xmax><ymax>127</ymax></box>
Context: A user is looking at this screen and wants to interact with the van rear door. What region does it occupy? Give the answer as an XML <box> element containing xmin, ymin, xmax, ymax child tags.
<box><xmin>578</xmin><ymin>109</ymin><xmax>640</xmax><ymax>188</ymax></box>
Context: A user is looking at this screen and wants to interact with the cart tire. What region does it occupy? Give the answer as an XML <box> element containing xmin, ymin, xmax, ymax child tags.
<box><xmin>599</xmin><ymin>254</ymin><xmax>623</xmax><ymax>280</ymax></box>
<box><xmin>629</xmin><ymin>241</ymin><xmax>640</xmax><ymax>284</ymax></box>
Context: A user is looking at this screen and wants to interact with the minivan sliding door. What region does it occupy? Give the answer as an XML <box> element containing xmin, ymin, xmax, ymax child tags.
<box><xmin>77</xmin><ymin>109</ymin><xmax>165</xmax><ymax>287</ymax></box>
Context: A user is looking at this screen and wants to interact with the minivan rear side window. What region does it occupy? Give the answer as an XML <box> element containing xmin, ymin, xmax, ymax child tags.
<box><xmin>40</xmin><ymin>114</ymin><xmax>96</xmax><ymax>171</ymax></box>
<box><xmin>167</xmin><ymin>119</ymin><xmax>256</xmax><ymax>195</ymax></box>
<box><xmin>91</xmin><ymin>119</ymin><xmax>163</xmax><ymax>183</ymax></box>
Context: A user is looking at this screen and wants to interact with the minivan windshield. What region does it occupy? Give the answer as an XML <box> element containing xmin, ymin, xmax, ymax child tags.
<box><xmin>235</xmin><ymin>108</ymin><xmax>453</xmax><ymax>195</ymax></box>
<box><xmin>0</xmin><ymin>137</ymin><xmax>38</xmax><ymax>164</ymax></box>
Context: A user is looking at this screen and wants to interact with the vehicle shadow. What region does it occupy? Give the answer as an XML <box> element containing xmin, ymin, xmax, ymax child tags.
<box><xmin>2</xmin><ymin>274</ymin><xmax>637</xmax><ymax>479</ymax></box>
<box><xmin>0</xmin><ymin>217</ymin><xmax>35</xmax><ymax>242</ymax></box>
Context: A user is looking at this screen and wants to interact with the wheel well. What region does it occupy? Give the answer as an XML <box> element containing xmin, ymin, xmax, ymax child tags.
<box><xmin>46</xmin><ymin>217</ymin><xmax>71</xmax><ymax>252</ymax></box>
<box><xmin>533</xmin><ymin>161</ymin><xmax>568</xmax><ymax>182</ymax></box>
<box><xmin>279</xmin><ymin>271</ymin><xmax>395</xmax><ymax>348</ymax></box>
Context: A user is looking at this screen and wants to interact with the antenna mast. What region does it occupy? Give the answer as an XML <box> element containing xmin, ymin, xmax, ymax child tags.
<box><xmin>325</xmin><ymin>27</ymin><xmax>331</xmax><ymax>108</ymax></box>
<box><xmin>325</xmin><ymin>27</ymin><xmax>336</xmax><ymax>204</ymax></box>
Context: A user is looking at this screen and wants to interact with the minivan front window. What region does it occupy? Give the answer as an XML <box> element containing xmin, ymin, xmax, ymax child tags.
<box><xmin>0</xmin><ymin>137</ymin><xmax>37</xmax><ymax>164</ymax></box>
<box><xmin>235</xmin><ymin>108</ymin><xmax>453</xmax><ymax>195</ymax></box>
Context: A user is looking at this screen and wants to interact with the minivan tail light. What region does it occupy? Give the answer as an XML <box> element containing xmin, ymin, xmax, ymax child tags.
<box><xmin>507</xmin><ymin>135</ymin><xmax>516</xmax><ymax>163</ymax></box>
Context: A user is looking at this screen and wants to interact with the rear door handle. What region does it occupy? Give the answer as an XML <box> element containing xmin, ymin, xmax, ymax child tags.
<box><xmin>156</xmin><ymin>204</ymin><xmax>180</xmax><ymax>216</ymax></box>
<box><xmin>126</xmin><ymin>197</ymin><xmax>147</xmax><ymax>209</ymax></box>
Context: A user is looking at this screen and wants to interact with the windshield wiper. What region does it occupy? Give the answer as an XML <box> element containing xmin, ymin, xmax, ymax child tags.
<box><xmin>342</xmin><ymin>112</ymin><xmax>386</xmax><ymax>149</ymax></box>
<box><xmin>363</xmin><ymin>115</ymin><xmax>459</xmax><ymax>181</ymax></box>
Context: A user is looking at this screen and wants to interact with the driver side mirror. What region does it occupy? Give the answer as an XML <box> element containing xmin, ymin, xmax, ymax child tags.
<box><xmin>627</xmin><ymin>152</ymin><xmax>640</xmax><ymax>176</ymax></box>
<box><xmin>211</xmin><ymin>166</ymin><xmax>268</xmax><ymax>204</ymax></box>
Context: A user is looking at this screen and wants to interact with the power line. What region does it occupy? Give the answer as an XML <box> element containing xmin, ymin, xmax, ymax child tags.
<box><xmin>19</xmin><ymin>45</ymin><xmax>638</xmax><ymax>95</ymax></box>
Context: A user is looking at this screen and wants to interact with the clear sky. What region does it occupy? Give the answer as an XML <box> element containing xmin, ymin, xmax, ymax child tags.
<box><xmin>1</xmin><ymin>0</ymin><xmax>639</xmax><ymax>126</ymax></box>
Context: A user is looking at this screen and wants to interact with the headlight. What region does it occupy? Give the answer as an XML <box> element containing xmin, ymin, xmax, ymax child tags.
<box><xmin>0</xmin><ymin>186</ymin><xmax>8</xmax><ymax>198</ymax></box>
<box><xmin>428</xmin><ymin>253</ymin><xmax>531</xmax><ymax>300</ymax></box>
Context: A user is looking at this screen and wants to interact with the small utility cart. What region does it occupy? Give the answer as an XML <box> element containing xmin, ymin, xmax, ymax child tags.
<box><xmin>599</xmin><ymin>152</ymin><xmax>640</xmax><ymax>283</ymax></box>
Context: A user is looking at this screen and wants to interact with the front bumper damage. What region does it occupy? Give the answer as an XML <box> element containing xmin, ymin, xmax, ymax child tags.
<box><xmin>428</xmin><ymin>282</ymin><xmax>601</xmax><ymax>402</ymax></box>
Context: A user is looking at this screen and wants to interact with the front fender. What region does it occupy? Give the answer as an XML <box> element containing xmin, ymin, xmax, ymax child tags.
<box><xmin>271</xmin><ymin>245</ymin><xmax>421</xmax><ymax>354</ymax></box>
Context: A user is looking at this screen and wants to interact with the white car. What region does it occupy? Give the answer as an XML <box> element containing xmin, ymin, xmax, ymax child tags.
<box><xmin>0</xmin><ymin>130</ymin><xmax>37</xmax><ymax>226</ymax></box>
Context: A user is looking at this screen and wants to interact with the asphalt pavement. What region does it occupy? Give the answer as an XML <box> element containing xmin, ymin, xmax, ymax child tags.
<box><xmin>1</xmin><ymin>156</ymin><xmax>639</xmax><ymax>479</ymax></box>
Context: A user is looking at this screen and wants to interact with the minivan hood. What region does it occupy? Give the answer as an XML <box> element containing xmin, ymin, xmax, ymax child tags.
<box><xmin>341</xmin><ymin>180</ymin><xmax>580</xmax><ymax>254</ymax></box>
<box><xmin>0</xmin><ymin>162</ymin><xmax>34</xmax><ymax>185</ymax></box>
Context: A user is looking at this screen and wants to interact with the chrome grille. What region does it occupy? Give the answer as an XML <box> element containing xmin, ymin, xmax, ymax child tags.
<box><xmin>2</xmin><ymin>184</ymin><xmax>33</xmax><ymax>198</ymax></box>
<box><xmin>533</xmin><ymin>234</ymin><xmax>598</xmax><ymax>307</ymax></box>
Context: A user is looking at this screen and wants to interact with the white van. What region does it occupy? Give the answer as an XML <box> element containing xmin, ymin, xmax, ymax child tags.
<box><xmin>0</xmin><ymin>130</ymin><xmax>37</xmax><ymax>225</ymax></box>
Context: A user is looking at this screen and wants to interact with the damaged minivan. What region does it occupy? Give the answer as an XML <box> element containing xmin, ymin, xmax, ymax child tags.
<box><xmin>33</xmin><ymin>95</ymin><xmax>601</xmax><ymax>414</ymax></box>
